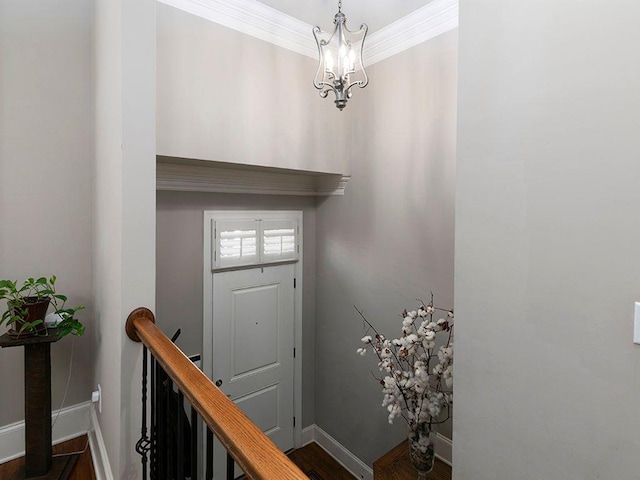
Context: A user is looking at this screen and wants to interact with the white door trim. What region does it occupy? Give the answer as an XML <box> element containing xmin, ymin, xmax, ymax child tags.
<box><xmin>203</xmin><ymin>210</ymin><xmax>304</xmax><ymax>448</ymax></box>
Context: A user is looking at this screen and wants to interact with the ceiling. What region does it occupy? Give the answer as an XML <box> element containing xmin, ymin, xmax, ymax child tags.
<box><xmin>254</xmin><ymin>0</ymin><xmax>434</xmax><ymax>34</ymax></box>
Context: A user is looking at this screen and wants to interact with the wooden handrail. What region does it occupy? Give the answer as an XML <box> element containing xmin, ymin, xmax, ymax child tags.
<box><xmin>126</xmin><ymin>307</ymin><xmax>308</xmax><ymax>480</ymax></box>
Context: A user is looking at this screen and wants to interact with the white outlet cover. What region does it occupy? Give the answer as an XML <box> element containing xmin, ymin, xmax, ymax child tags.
<box><xmin>634</xmin><ymin>303</ymin><xmax>640</xmax><ymax>345</ymax></box>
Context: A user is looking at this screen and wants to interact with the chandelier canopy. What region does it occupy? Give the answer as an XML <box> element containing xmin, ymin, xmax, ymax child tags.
<box><xmin>313</xmin><ymin>1</ymin><xmax>368</xmax><ymax>111</ymax></box>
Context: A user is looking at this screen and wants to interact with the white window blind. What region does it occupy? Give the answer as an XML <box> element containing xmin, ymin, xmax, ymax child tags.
<box><xmin>215</xmin><ymin>220</ymin><xmax>259</xmax><ymax>269</ymax></box>
<box><xmin>213</xmin><ymin>217</ymin><xmax>298</xmax><ymax>270</ymax></box>
<box><xmin>262</xmin><ymin>219</ymin><xmax>297</xmax><ymax>263</ymax></box>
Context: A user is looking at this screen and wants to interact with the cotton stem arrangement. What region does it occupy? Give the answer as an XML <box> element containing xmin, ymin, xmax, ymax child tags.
<box><xmin>356</xmin><ymin>293</ymin><xmax>453</xmax><ymax>432</ymax></box>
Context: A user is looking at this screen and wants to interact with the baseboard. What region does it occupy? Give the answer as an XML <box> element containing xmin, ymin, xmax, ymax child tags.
<box><xmin>433</xmin><ymin>432</ymin><xmax>452</xmax><ymax>466</ymax></box>
<box><xmin>300</xmin><ymin>424</ymin><xmax>315</xmax><ymax>447</ymax></box>
<box><xmin>300</xmin><ymin>424</ymin><xmax>373</xmax><ymax>480</ymax></box>
<box><xmin>299</xmin><ymin>424</ymin><xmax>453</xmax><ymax>476</ymax></box>
<box><xmin>88</xmin><ymin>403</ymin><xmax>113</xmax><ymax>480</ymax></box>
<box><xmin>0</xmin><ymin>401</ymin><xmax>92</xmax><ymax>464</ymax></box>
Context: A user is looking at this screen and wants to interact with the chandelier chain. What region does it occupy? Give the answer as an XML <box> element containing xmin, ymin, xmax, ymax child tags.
<box><xmin>338</xmin><ymin>0</ymin><xmax>342</xmax><ymax>12</ymax></box>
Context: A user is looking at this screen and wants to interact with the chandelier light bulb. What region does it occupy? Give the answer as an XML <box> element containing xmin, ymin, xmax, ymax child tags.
<box><xmin>326</xmin><ymin>51</ymin><xmax>334</xmax><ymax>73</ymax></box>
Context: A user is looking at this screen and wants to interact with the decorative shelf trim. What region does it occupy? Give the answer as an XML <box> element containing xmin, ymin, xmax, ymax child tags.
<box><xmin>158</xmin><ymin>0</ymin><xmax>458</xmax><ymax>65</ymax></box>
<box><xmin>156</xmin><ymin>158</ymin><xmax>350</xmax><ymax>196</ymax></box>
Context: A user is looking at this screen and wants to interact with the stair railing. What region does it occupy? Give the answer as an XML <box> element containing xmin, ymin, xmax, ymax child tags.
<box><xmin>126</xmin><ymin>307</ymin><xmax>308</xmax><ymax>480</ymax></box>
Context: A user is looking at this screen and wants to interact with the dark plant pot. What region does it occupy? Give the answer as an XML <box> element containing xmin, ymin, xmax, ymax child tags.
<box><xmin>8</xmin><ymin>297</ymin><xmax>50</xmax><ymax>337</ymax></box>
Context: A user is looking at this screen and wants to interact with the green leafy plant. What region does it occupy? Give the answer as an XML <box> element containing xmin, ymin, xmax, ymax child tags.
<box><xmin>0</xmin><ymin>276</ymin><xmax>85</xmax><ymax>337</ymax></box>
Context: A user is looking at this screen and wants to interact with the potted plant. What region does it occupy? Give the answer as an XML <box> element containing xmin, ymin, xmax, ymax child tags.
<box><xmin>0</xmin><ymin>276</ymin><xmax>85</xmax><ymax>338</ymax></box>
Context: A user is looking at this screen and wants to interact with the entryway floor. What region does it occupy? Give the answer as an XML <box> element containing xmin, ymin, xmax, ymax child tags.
<box><xmin>287</xmin><ymin>442</ymin><xmax>357</xmax><ymax>480</ymax></box>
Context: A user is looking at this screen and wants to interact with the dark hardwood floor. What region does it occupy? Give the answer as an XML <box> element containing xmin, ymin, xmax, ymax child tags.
<box><xmin>282</xmin><ymin>441</ymin><xmax>453</xmax><ymax>480</ymax></box>
<box><xmin>288</xmin><ymin>440</ymin><xmax>453</xmax><ymax>480</ymax></box>
<box><xmin>288</xmin><ymin>442</ymin><xmax>357</xmax><ymax>480</ymax></box>
<box><xmin>0</xmin><ymin>436</ymin><xmax>451</xmax><ymax>480</ymax></box>
<box><xmin>0</xmin><ymin>435</ymin><xmax>95</xmax><ymax>480</ymax></box>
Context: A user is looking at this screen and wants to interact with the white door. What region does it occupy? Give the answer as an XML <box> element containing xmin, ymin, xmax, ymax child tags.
<box><xmin>212</xmin><ymin>264</ymin><xmax>295</xmax><ymax>478</ymax></box>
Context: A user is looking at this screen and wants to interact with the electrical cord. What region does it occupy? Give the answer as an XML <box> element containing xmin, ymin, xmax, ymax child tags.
<box><xmin>49</xmin><ymin>336</ymin><xmax>92</xmax><ymax>458</ymax></box>
<box><xmin>52</xmin><ymin>335</ymin><xmax>75</xmax><ymax>429</ymax></box>
<box><xmin>52</xmin><ymin>436</ymin><xmax>90</xmax><ymax>458</ymax></box>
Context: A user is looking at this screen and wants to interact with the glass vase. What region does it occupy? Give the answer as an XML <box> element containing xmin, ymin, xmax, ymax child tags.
<box><xmin>408</xmin><ymin>426</ymin><xmax>435</xmax><ymax>479</ymax></box>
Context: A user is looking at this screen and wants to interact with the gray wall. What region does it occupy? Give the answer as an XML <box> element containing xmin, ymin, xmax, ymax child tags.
<box><xmin>157</xmin><ymin>3</ymin><xmax>352</xmax><ymax>175</ymax></box>
<box><xmin>314</xmin><ymin>30</ymin><xmax>458</xmax><ymax>466</ymax></box>
<box><xmin>156</xmin><ymin>191</ymin><xmax>317</xmax><ymax>426</ymax></box>
<box><xmin>0</xmin><ymin>0</ymin><xmax>94</xmax><ymax>426</ymax></box>
<box><xmin>455</xmin><ymin>1</ymin><xmax>640</xmax><ymax>479</ymax></box>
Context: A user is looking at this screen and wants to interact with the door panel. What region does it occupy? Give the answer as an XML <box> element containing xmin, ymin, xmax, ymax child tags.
<box><xmin>212</xmin><ymin>264</ymin><xmax>294</xmax><ymax>479</ymax></box>
<box><xmin>230</xmin><ymin>283</ymin><xmax>279</xmax><ymax>379</ymax></box>
<box><xmin>234</xmin><ymin>384</ymin><xmax>280</xmax><ymax>435</ymax></box>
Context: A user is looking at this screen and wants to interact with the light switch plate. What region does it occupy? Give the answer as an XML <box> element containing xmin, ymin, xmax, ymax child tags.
<box><xmin>634</xmin><ymin>303</ymin><xmax>640</xmax><ymax>345</ymax></box>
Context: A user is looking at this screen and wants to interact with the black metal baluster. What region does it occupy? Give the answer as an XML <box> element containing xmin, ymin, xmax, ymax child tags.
<box><xmin>168</xmin><ymin>329</ymin><xmax>181</xmax><ymax>480</ymax></box>
<box><xmin>135</xmin><ymin>346</ymin><xmax>151</xmax><ymax>480</ymax></box>
<box><xmin>190</xmin><ymin>406</ymin><xmax>197</xmax><ymax>480</ymax></box>
<box><xmin>156</xmin><ymin>364</ymin><xmax>166</xmax><ymax>480</ymax></box>
<box><xmin>165</xmin><ymin>377</ymin><xmax>173</xmax><ymax>479</ymax></box>
<box><xmin>151</xmin><ymin>357</ymin><xmax>156</xmax><ymax>480</ymax></box>
<box><xmin>206</xmin><ymin>428</ymin><xmax>214</xmax><ymax>480</ymax></box>
<box><xmin>177</xmin><ymin>390</ymin><xmax>184</xmax><ymax>480</ymax></box>
<box><xmin>226</xmin><ymin>452</ymin><xmax>235</xmax><ymax>480</ymax></box>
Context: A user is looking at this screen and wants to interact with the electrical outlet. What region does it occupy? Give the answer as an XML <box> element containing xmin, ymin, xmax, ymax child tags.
<box><xmin>92</xmin><ymin>384</ymin><xmax>103</xmax><ymax>413</ymax></box>
<box><xmin>635</xmin><ymin>303</ymin><xmax>640</xmax><ymax>345</ymax></box>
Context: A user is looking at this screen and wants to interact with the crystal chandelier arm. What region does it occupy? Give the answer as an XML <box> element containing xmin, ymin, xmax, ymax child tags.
<box><xmin>312</xmin><ymin>26</ymin><xmax>325</xmax><ymax>90</ymax></box>
<box><xmin>313</xmin><ymin>26</ymin><xmax>340</xmax><ymax>100</ymax></box>
<box><xmin>343</xmin><ymin>23</ymin><xmax>368</xmax><ymax>95</ymax></box>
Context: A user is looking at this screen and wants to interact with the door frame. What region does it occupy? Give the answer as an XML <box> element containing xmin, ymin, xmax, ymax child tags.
<box><xmin>202</xmin><ymin>210</ymin><xmax>303</xmax><ymax>448</ymax></box>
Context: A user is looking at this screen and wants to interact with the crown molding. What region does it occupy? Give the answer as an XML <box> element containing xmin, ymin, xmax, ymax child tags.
<box><xmin>156</xmin><ymin>157</ymin><xmax>350</xmax><ymax>196</ymax></box>
<box><xmin>364</xmin><ymin>0</ymin><xmax>458</xmax><ymax>65</ymax></box>
<box><xmin>159</xmin><ymin>0</ymin><xmax>458</xmax><ymax>64</ymax></box>
<box><xmin>159</xmin><ymin>0</ymin><xmax>317</xmax><ymax>59</ymax></box>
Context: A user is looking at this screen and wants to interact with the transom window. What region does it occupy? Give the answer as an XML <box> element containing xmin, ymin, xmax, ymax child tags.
<box><xmin>213</xmin><ymin>216</ymin><xmax>299</xmax><ymax>270</ymax></box>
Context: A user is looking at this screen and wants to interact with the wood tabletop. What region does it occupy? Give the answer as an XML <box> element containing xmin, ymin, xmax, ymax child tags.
<box><xmin>0</xmin><ymin>328</ymin><xmax>61</xmax><ymax>348</ymax></box>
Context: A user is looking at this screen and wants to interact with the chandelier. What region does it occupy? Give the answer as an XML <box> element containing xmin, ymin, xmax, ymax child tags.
<box><xmin>312</xmin><ymin>0</ymin><xmax>369</xmax><ymax>111</ymax></box>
